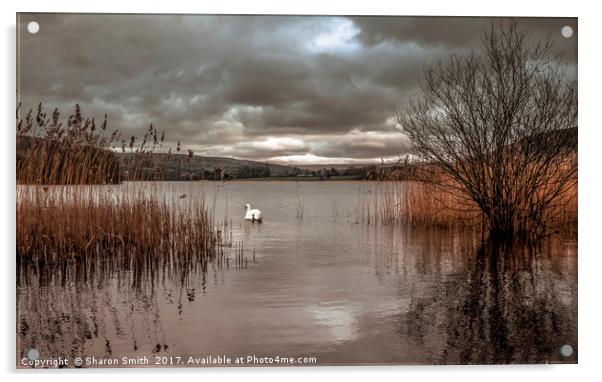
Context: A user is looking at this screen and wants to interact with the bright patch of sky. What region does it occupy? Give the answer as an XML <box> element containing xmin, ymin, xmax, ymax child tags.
<box><xmin>306</xmin><ymin>18</ymin><xmax>361</xmax><ymax>54</ymax></box>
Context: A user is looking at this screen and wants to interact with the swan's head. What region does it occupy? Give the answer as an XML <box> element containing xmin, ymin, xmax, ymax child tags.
<box><xmin>244</xmin><ymin>203</ymin><xmax>251</xmax><ymax>209</ymax></box>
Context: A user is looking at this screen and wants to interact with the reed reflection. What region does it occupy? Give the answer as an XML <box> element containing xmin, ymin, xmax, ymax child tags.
<box><xmin>17</xmin><ymin>242</ymin><xmax>244</xmax><ymax>362</ymax></box>
<box><xmin>394</xmin><ymin>235</ymin><xmax>577</xmax><ymax>364</ymax></box>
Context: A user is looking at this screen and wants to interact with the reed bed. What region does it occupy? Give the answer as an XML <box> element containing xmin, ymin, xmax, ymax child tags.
<box><xmin>17</xmin><ymin>104</ymin><xmax>122</xmax><ymax>185</ymax></box>
<box><xmin>384</xmin><ymin>181</ymin><xmax>480</xmax><ymax>227</ymax></box>
<box><xmin>17</xmin><ymin>185</ymin><xmax>223</xmax><ymax>264</ymax></box>
<box><xmin>16</xmin><ymin>104</ymin><xmax>223</xmax><ymax>268</ymax></box>
<box><xmin>357</xmin><ymin>181</ymin><xmax>481</xmax><ymax>228</ymax></box>
<box><xmin>543</xmin><ymin>181</ymin><xmax>578</xmax><ymax>237</ymax></box>
<box><xmin>357</xmin><ymin>179</ymin><xmax>577</xmax><ymax>237</ymax></box>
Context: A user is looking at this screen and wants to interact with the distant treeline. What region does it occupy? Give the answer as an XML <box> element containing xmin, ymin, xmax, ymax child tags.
<box><xmin>115</xmin><ymin>148</ymin><xmax>416</xmax><ymax>181</ymax></box>
<box><xmin>118</xmin><ymin>152</ymin><xmax>277</xmax><ymax>181</ymax></box>
<box><xmin>116</xmin><ymin>152</ymin><xmax>401</xmax><ymax>181</ymax></box>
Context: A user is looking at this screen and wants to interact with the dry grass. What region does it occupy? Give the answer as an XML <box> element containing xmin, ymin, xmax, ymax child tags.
<box><xmin>17</xmin><ymin>137</ymin><xmax>121</xmax><ymax>185</ymax></box>
<box><xmin>16</xmin><ymin>103</ymin><xmax>185</xmax><ymax>185</ymax></box>
<box><xmin>16</xmin><ymin>186</ymin><xmax>222</xmax><ymax>263</ymax></box>
<box><xmin>544</xmin><ymin>181</ymin><xmax>578</xmax><ymax>237</ymax></box>
<box><xmin>356</xmin><ymin>181</ymin><xmax>481</xmax><ymax>227</ymax></box>
<box><xmin>360</xmin><ymin>153</ymin><xmax>578</xmax><ymax>239</ymax></box>
<box><xmin>16</xmin><ymin>104</ymin><xmax>123</xmax><ymax>185</ymax></box>
<box><xmin>358</xmin><ymin>178</ymin><xmax>577</xmax><ymax>238</ymax></box>
<box><xmin>16</xmin><ymin>104</ymin><xmax>221</xmax><ymax>265</ymax></box>
<box><xmin>380</xmin><ymin>181</ymin><xmax>482</xmax><ymax>227</ymax></box>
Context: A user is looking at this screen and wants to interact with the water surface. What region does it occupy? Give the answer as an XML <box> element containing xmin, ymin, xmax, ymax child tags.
<box><xmin>17</xmin><ymin>181</ymin><xmax>578</xmax><ymax>366</ymax></box>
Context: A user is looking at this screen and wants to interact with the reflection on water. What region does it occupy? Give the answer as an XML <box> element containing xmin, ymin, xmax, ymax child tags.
<box><xmin>17</xmin><ymin>181</ymin><xmax>577</xmax><ymax>366</ymax></box>
<box><xmin>17</xmin><ymin>243</ymin><xmax>240</xmax><ymax>362</ymax></box>
<box><xmin>396</xmin><ymin>238</ymin><xmax>578</xmax><ymax>364</ymax></box>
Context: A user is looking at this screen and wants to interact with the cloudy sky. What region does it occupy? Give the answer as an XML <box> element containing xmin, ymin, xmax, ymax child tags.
<box><xmin>18</xmin><ymin>14</ymin><xmax>577</xmax><ymax>165</ymax></box>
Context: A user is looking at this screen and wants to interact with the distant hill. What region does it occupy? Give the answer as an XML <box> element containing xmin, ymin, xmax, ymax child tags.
<box><xmin>116</xmin><ymin>152</ymin><xmax>302</xmax><ymax>180</ymax></box>
<box><xmin>294</xmin><ymin>163</ymin><xmax>374</xmax><ymax>171</ymax></box>
<box><xmin>520</xmin><ymin>127</ymin><xmax>577</xmax><ymax>153</ymax></box>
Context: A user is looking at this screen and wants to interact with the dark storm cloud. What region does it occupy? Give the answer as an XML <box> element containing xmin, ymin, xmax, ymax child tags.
<box><xmin>311</xmin><ymin>132</ymin><xmax>411</xmax><ymax>160</ymax></box>
<box><xmin>351</xmin><ymin>16</ymin><xmax>577</xmax><ymax>61</ymax></box>
<box><xmin>351</xmin><ymin>17</ymin><xmax>481</xmax><ymax>47</ymax></box>
<box><xmin>18</xmin><ymin>14</ymin><xmax>577</xmax><ymax>164</ymax></box>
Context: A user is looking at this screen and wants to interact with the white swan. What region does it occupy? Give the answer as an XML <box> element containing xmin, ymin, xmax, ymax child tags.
<box><xmin>244</xmin><ymin>203</ymin><xmax>263</xmax><ymax>222</ymax></box>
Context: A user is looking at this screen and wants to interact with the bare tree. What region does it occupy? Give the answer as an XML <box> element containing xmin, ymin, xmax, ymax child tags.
<box><xmin>397</xmin><ymin>22</ymin><xmax>577</xmax><ymax>238</ymax></box>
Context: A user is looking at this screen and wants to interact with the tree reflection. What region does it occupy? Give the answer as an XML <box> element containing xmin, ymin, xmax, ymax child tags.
<box><xmin>399</xmin><ymin>236</ymin><xmax>577</xmax><ymax>364</ymax></box>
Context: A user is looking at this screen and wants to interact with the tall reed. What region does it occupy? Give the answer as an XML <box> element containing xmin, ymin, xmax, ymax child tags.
<box><xmin>16</xmin><ymin>104</ymin><xmax>222</xmax><ymax>265</ymax></box>
<box><xmin>358</xmin><ymin>179</ymin><xmax>577</xmax><ymax>238</ymax></box>
<box><xmin>16</xmin><ymin>185</ymin><xmax>222</xmax><ymax>262</ymax></box>
<box><xmin>17</xmin><ymin>103</ymin><xmax>122</xmax><ymax>185</ymax></box>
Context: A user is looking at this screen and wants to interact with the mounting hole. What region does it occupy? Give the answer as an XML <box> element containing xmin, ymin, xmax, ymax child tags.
<box><xmin>27</xmin><ymin>21</ymin><xmax>39</xmax><ymax>34</ymax></box>
<box><xmin>26</xmin><ymin>348</ymin><xmax>40</xmax><ymax>360</ymax></box>
<box><xmin>561</xmin><ymin>26</ymin><xmax>573</xmax><ymax>38</ymax></box>
<box><xmin>560</xmin><ymin>344</ymin><xmax>574</xmax><ymax>357</ymax></box>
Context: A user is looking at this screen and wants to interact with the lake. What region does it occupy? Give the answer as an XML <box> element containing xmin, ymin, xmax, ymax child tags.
<box><xmin>17</xmin><ymin>181</ymin><xmax>578</xmax><ymax>366</ymax></box>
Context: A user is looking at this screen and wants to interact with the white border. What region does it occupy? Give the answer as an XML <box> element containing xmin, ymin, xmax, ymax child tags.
<box><xmin>2</xmin><ymin>1</ymin><xmax>600</xmax><ymax>381</ymax></box>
